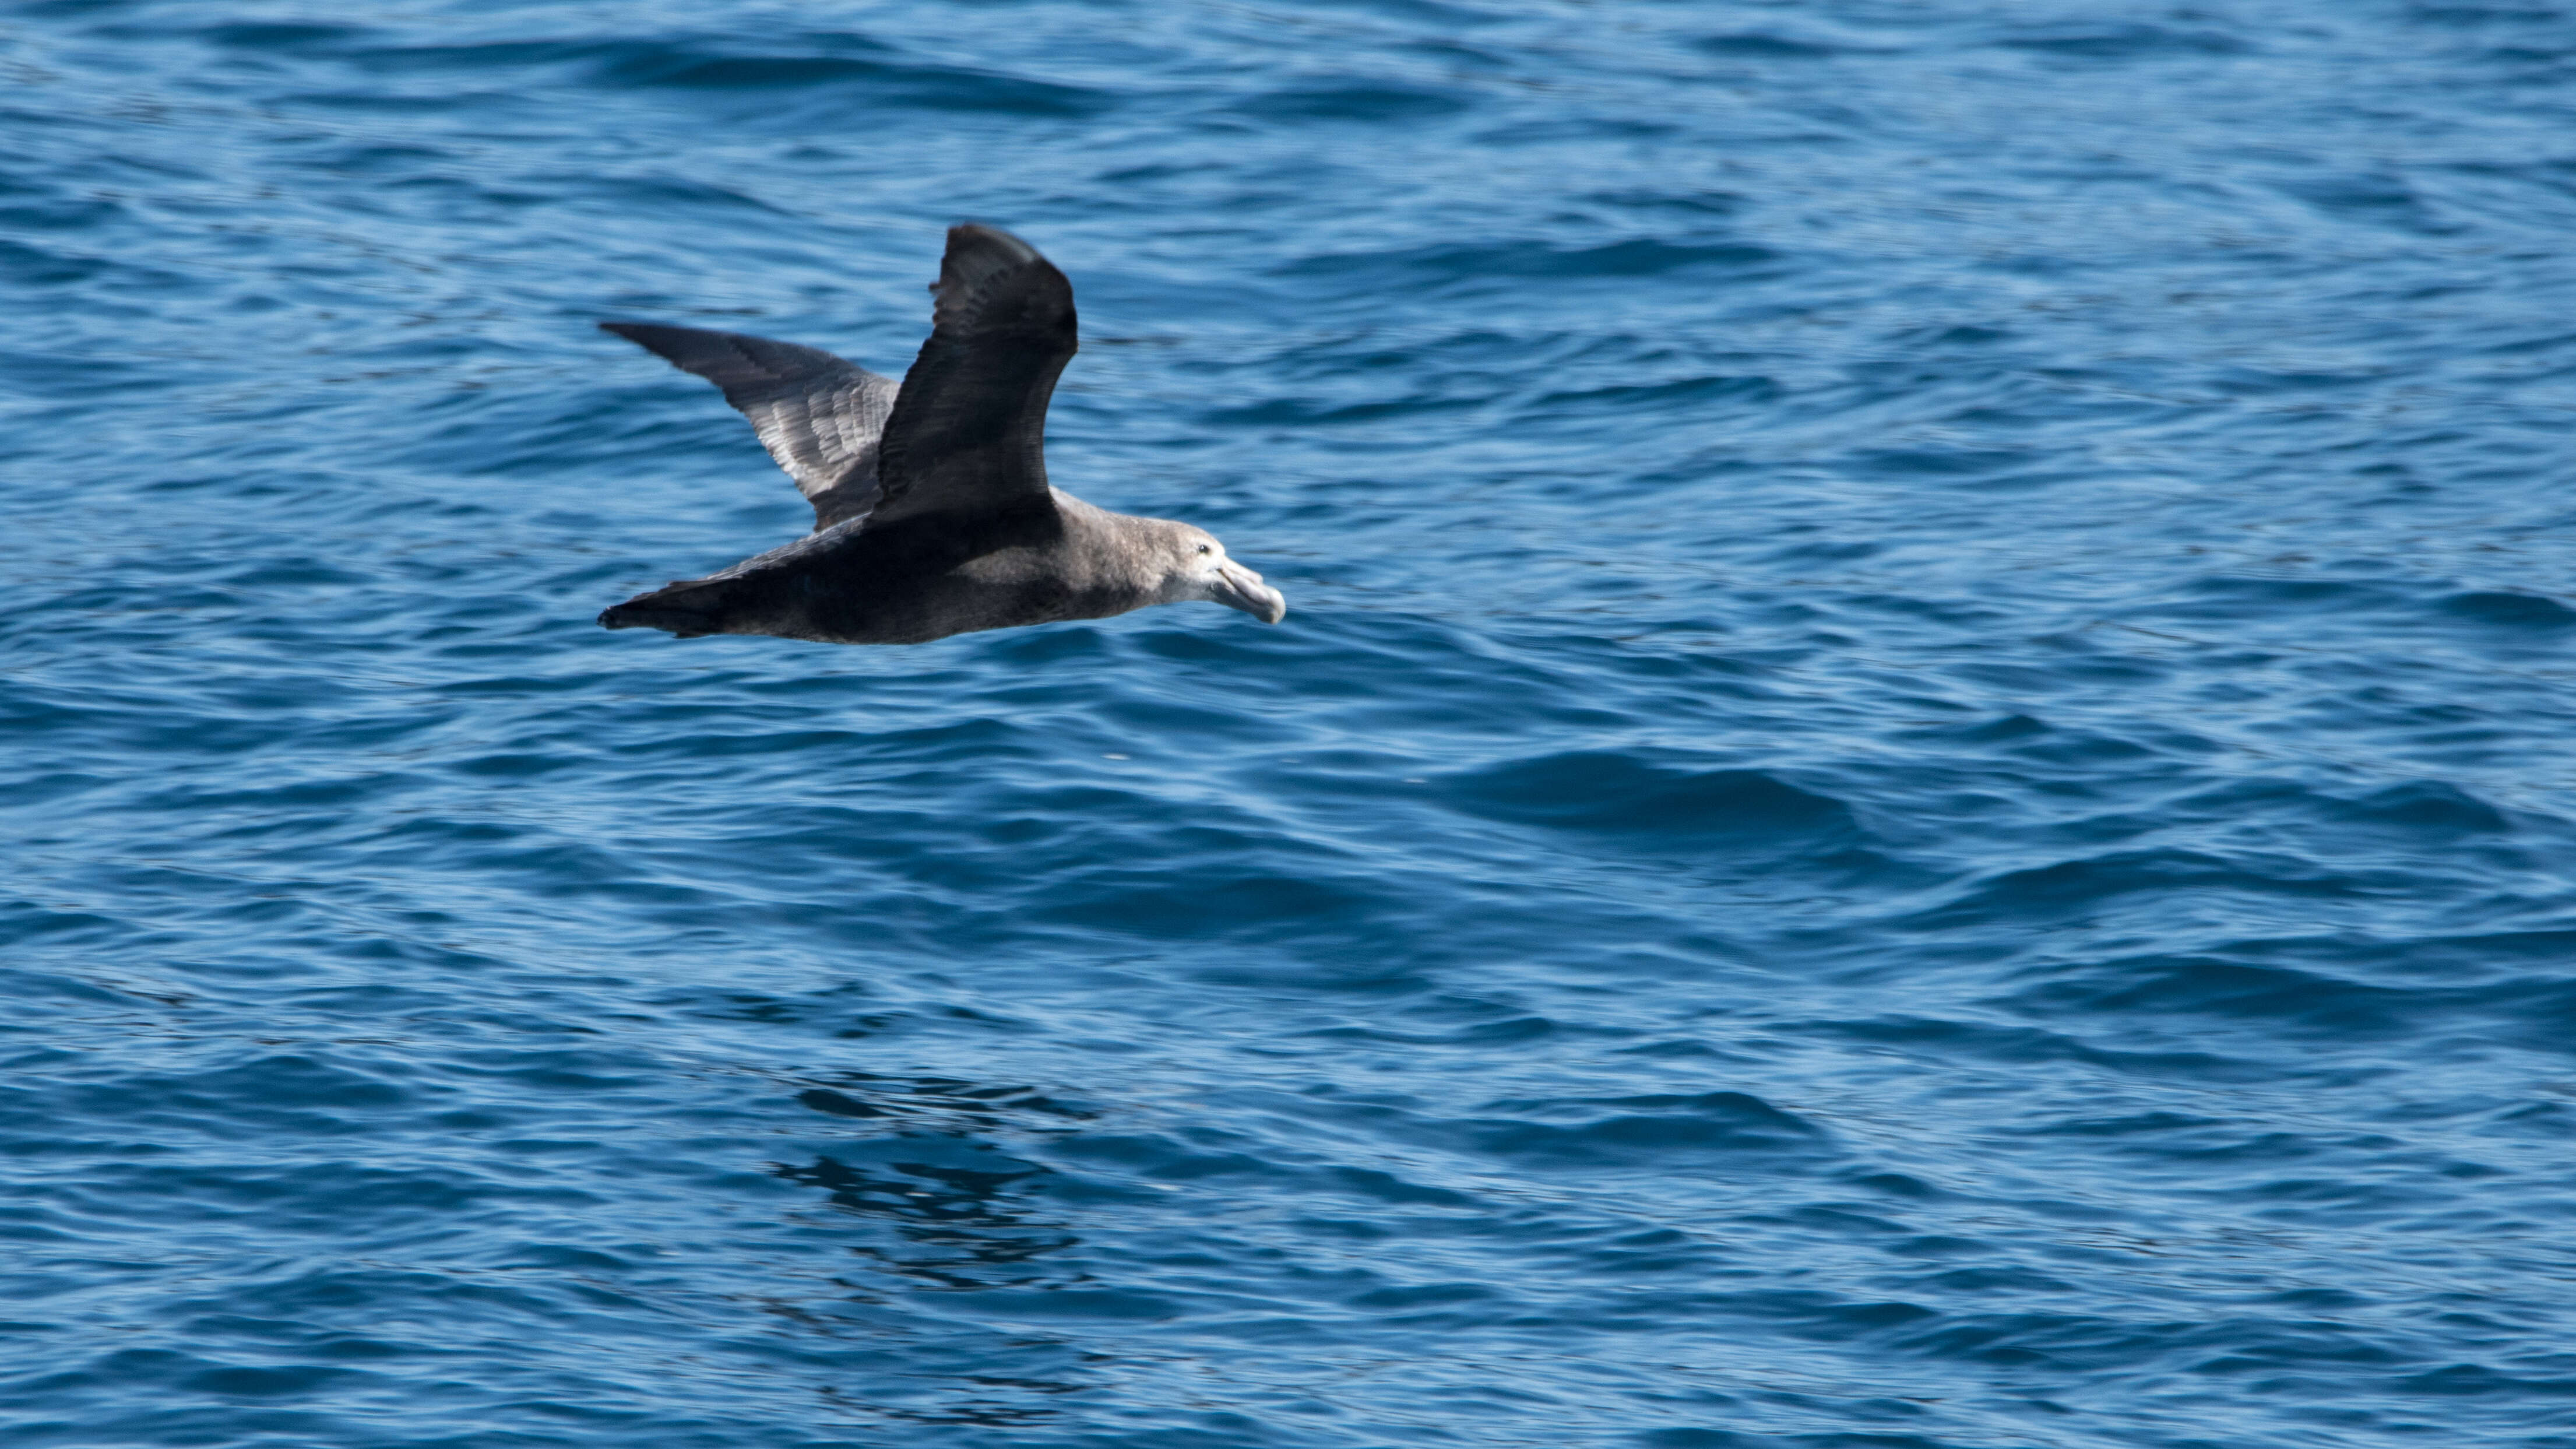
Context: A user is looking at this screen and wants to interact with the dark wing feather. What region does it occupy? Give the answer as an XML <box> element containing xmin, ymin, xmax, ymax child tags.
<box><xmin>600</xmin><ymin>322</ymin><xmax>896</xmax><ymax>532</ymax></box>
<box><xmin>870</xmin><ymin>224</ymin><xmax>1077</xmax><ymax>527</ymax></box>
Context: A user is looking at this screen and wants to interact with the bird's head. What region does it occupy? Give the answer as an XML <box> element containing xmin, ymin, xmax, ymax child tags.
<box><xmin>1155</xmin><ymin>523</ymin><xmax>1286</xmax><ymax>624</ymax></box>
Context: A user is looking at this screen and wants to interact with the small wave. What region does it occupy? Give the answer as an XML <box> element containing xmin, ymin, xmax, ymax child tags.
<box><xmin>2331</xmin><ymin>779</ymin><xmax>2514</xmax><ymax>836</ymax></box>
<box><xmin>593</xmin><ymin>40</ymin><xmax>1113</xmax><ymax>116</ymax></box>
<box><xmin>1534</xmin><ymin>374</ymin><xmax>1783</xmax><ymax>412</ymax></box>
<box><xmin>1846</xmin><ymin>445</ymin><xmax>2040</xmax><ymax>479</ymax></box>
<box><xmin>1442</xmin><ymin>751</ymin><xmax>1859</xmax><ymax>851</ymax></box>
<box><xmin>2015</xmin><ymin>955</ymin><xmax>2414</xmax><ymax>1036</ymax></box>
<box><xmin>1922</xmin><ymin>848</ymin><xmax>2363</xmax><ymax>929</ymax></box>
<box><xmin>0</xmin><ymin>238</ymin><xmax>150</xmax><ymax>290</ymax></box>
<box><xmin>1285</xmin><ymin>238</ymin><xmax>1783</xmax><ymax>287</ymax></box>
<box><xmin>1228</xmin><ymin>83</ymin><xmax>1470</xmax><ymax>123</ymax></box>
<box><xmin>1462</xmin><ymin>1090</ymin><xmax>1831</xmax><ymax>1167</ymax></box>
<box><xmin>198</xmin><ymin>22</ymin><xmax>371</xmax><ymax>51</ymax></box>
<box><xmin>1990</xmin><ymin>22</ymin><xmax>2253</xmax><ymax>58</ymax></box>
<box><xmin>1692</xmin><ymin>33</ymin><xmax>1857</xmax><ymax>61</ymax></box>
<box><xmin>298</xmin><ymin>33</ymin><xmax>1116</xmax><ymax>117</ymax></box>
<box><xmin>2437</xmin><ymin>589</ymin><xmax>2576</xmax><ymax>631</ymax></box>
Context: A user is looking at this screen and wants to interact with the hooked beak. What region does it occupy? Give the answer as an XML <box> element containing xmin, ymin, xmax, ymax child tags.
<box><xmin>1210</xmin><ymin>560</ymin><xmax>1287</xmax><ymax>624</ymax></box>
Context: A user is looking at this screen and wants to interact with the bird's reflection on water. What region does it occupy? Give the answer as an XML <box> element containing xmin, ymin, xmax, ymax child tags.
<box><xmin>764</xmin><ymin>1072</ymin><xmax>1106</xmax><ymax>1429</ymax></box>
<box><xmin>773</xmin><ymin>1071</ymin><xmax>1088</xmax><ymax>1293</ymax></box>
<box><xmin>776</xmin><ymin>1153</ymin><xmax>1074</xmax><ymax>1292</ymax></box>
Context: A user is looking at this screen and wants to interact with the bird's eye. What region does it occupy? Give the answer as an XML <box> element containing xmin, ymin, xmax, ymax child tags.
<box><xmin>1196</xmin><ymin>543</ymin><xmax>1211</xmax><ymax>555</ymax></box>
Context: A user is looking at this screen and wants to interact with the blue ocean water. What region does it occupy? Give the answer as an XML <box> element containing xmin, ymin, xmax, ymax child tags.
<box><xmin>8</xmin><ymin>1</ymin><xmax>2576</xmax><ymax>1444</ymax></box>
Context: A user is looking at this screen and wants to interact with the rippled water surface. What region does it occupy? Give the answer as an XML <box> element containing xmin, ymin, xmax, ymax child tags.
<box><xmin>9</xmin><ymin>2</ymin><xmax>2576</xmax><ymax>1445</ymax></box>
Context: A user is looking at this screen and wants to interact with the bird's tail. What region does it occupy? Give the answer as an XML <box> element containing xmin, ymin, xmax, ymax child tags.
<box><xmin>599</xmin><ymin>577</ymin><xmax>735</xmax><ymax>638</ymax></box>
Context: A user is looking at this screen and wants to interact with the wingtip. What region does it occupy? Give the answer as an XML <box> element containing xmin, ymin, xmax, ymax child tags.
<box><xmin>928</xmin><ymin>223</ymin><xmax>1069</xmax><ymax>334</ymax></box>
<box><xmin>947</xmin><ymin>222</ymin><xmax>1043</xmax><ymax>265</ymax></box>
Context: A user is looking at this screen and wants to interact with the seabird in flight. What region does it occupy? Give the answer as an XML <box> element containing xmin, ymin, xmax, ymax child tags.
<box><xmin>597</xmin><ymin>224</ymin><xmax>1286</xmax><ymax>645</ymax></box>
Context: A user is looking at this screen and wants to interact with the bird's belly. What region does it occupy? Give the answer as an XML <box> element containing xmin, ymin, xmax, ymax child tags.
<box><xmin>776</xmin><ymin>555</ymin><xmax>1112</xmax><ymax>645</ymax></box>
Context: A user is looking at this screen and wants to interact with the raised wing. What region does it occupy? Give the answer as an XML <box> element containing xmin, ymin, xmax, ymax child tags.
<box><xmin>870</xmin><ymin>224</ymin><xmax>1077</xmax><ymax>527</ymax></box>
<box><xmin>600</xmin><ymin>322</ymin><xmax>897</xmax><ymax>532</ymax></box>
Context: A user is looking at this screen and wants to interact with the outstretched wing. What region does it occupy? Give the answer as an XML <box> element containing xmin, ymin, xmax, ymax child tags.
<box><xmin>600</xmin><ymin>322</ymin><xmax>897</xmax><ymax>532</ymax></box>
<box><xmin>870</xmin><ymin>224</ymin><xmax>1077</xmax><ymax>527</ymax></box>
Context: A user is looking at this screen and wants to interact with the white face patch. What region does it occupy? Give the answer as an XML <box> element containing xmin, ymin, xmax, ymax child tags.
<box><xmin>1162</xmin><ymin>530</ymin><xmax>1226</xmax><ymax>600</ymax></box>
<box><xmin>1141</xmin><ymin>522</ymin><xmax>1282</xmax><ymax>622</ymax></box>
